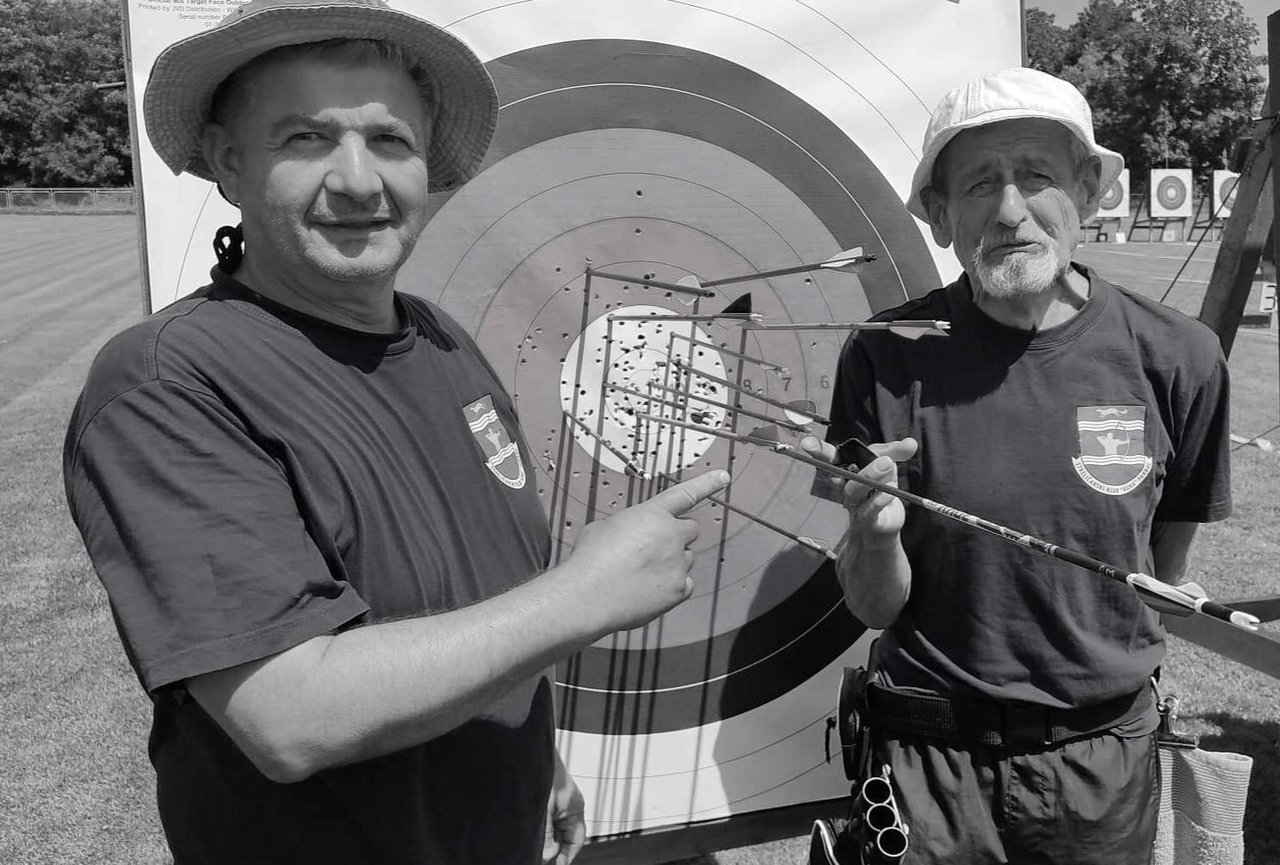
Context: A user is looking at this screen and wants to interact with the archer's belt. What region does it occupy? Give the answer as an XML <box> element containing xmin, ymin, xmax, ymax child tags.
<box><xmin>866</xmin><ymin>682</ymin><xmax>1153</xmax><ymax>749</ymax></box>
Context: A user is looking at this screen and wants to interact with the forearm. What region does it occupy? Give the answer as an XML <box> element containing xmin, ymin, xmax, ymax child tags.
<box><xmin>835</xmin><ymin>531</ymin><xmax>911</xmax><ymax>629</ymax></box>
<box><xmin>1149</xmin><ymin>521</ymin><xmax>1200</xmax><ymax>583</ymax></box>
<box><xmin>190</xmin><ymin>563</ymin><xmax>602</xmax><ymax>782</ymax></box>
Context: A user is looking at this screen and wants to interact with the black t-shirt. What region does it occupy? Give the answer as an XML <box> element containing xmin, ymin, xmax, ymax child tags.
<box><xmin>823</xmin><ymin>265</ymin><xmax>1231</xmax><ymax>707</ymax></box>
<box><xmin>64</xmin><ymin>269</ymin><xmax>554</xmax><ymax>863</ymax></box>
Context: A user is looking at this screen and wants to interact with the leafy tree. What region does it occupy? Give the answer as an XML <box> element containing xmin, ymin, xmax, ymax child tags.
<box><xmin>1038</xmin><ymin>0</ymin><xmax>1263</xmax><ymax>183</ymax></box>
<box><xmin>1025</xmin><ymin>8</ymin><xmax>1069</xmax><ymax>75</ymax></box>
<box><xmin>0</xmin><ymin>0</ymin><xmax>132</xmax><ymax>187</ymax></box>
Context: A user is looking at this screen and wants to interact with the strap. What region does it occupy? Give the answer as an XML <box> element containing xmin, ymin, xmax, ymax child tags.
<box><xmin>866</xmin><ymin>683</ymin><xmax>1153</xmax><ymax>749</ymax></box>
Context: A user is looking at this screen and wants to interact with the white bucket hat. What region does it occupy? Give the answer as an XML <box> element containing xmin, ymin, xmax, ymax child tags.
<box><xmin>906</xmin><ymin>67</ymin><xmax>1124</xmax><ymax>222</ymax></box>
<box><xmin>142</xmin><ymin>0</ymin><xmax>498</xmax><ymax>194</ymax></box>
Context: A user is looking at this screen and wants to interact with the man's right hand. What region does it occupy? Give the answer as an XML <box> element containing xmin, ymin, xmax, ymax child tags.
<box><xmin>563</xmin><ymin>470</ymin><xmax>731</xmax><ymax>633</ymax></box>
<box><xmin>800</xmin><ymin>437</ymin><xmax>916</xmax><ymax>541</ymax></box>
<box><xmin>798</xmin><ymin>437</ymin><xmax>916</xmax><ymax>628</ymax></box>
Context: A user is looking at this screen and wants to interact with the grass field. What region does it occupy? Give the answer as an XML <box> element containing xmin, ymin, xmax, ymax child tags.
<box><xmin>1</xmin><ymin>215</ymin><xmax>1276</xmax><ymax>864</ymax></box>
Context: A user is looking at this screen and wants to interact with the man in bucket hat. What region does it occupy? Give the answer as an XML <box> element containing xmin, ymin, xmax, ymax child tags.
<box><xmin>805</xmin><ymin>67</ymin><xmax>1231</xmax><ymax>863</ymax></box>
<box><xmin>63</xmin><ymin>1</ymin><xmax>729</xmax><ymax>862</ymax></box>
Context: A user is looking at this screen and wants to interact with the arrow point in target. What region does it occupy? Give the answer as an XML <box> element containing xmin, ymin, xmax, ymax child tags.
<box><xmin>676</xmin><ymin>275</ymin><xmax>703</xmax><ymax>291</ymax></box>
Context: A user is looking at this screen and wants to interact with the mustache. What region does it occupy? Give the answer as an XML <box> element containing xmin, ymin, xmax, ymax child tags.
<box><xmin>311</xmin><ymin>198</ymin><xmax>397</xmax><ymax>225</ymax></box>
<box><xmin>976</xmin><ymin>229</ymin><xmax>1050</xmax><ymax>255</ymax></box>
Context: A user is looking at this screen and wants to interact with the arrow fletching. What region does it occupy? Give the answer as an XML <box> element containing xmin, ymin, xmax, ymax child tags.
<box><xmin>885</xmin><ymin>321</ymin><xmax>952</xmax><ymax>339</ymax></box>
<box><xmin>783</xmin><ymin>399</ymin><xmax>820</xmax><ymax>426</ymax></box>
<box><xmin>720</xmin><ymin>293</ymin><xmax>753</xmax><ymax>316</ymax></box>
<box><xmin>744</xmin><ymin>424</ymin><xmax>785</xmax><ymax>445</ymax></box>
<box><xmin>818</xmin><ymin>246</ymin><xmax>873</xmax><ymax>272</ymax></box>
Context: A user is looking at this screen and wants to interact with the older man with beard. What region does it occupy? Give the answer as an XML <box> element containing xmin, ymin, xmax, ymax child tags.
<box><xmin>805</xmin><ymin>68</ymin><xmax>1231</xmax><ymax>863</ymax></box>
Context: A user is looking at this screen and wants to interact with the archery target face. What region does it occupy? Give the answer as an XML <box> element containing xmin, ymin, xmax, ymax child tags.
<box><xmin>1213</xmin><ymin>170</ymin><xmax>1239</xmax><ymax>219</ymax></box>
<box><xmin>123</xmin><ymin>0</ymin><xmax>1023</xmax><ymax>839</ymax></box>
<box><xmin>1150</xmin><ymin>168</ymin><xmax>1193</xmax><ymax>218</ymax></box>
<box><xmin>402</xmin><ymin>33</ymin><xmax>929</xmax><ymax>835</ymax></box>
<box><xmin>1097</xmin><ymin>168</ymin><xmax>1130</xmax><ymax>219</ymax></box>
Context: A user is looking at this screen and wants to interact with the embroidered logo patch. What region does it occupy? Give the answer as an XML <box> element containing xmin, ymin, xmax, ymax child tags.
<box><xmin>1071</xmin><ymin>405</ymin><xmax>1153</xmax><ymax>496</ymax></box>
<box><xmin>464</xmin><ymin>394</ymin><xmax>526</xmax><ymax>489</ymax></box>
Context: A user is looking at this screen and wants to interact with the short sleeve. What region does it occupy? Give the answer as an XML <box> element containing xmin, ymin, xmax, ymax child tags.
<box><xmin>64</xmin><ymin>380</ymin><xmax>369</xmax><ymax>693</ymax></box>
<box><xmin>1154</xmin><ymin>340</ymin><xmax>1232</xmax><ymax>523</ymax></box>
<box><xmin>811</xmin><ymin>335</ymin><xmax>885</xmax><ymax>502</ymax></box>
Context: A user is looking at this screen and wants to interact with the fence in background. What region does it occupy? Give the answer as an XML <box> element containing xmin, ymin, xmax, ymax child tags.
<box><xmin>0</xmin><ymin>188</ymin><xmax>135</xmax><ymax>211</ymax></box>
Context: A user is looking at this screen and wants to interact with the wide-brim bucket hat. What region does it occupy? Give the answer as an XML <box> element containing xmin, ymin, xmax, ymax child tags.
<box><xmin>142</xmin><ymin>0</ymin><xmax>498</xmax><ymax>194</ymax></box>
<box><xmin>906</xmin><ymin>67</ymin><xmax>1124</xmax><ymax>222</ymax></box>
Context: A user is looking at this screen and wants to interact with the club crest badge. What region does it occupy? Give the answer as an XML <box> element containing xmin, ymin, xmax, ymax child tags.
<box><xmin>1071</xmin><ymin>405</ymin><xmax>1153</xmax><ymax>496</ymax></box>
<box><xmin>464</xmin><ymin>394</ymin><xmax>527</xmax><ymax>489</ymax></box>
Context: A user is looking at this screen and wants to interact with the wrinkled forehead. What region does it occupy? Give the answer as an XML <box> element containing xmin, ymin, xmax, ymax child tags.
<box><xmin>935</xmin><ymin>118</ymin><xmax>1079</xmax><ymax>185</ymax></box>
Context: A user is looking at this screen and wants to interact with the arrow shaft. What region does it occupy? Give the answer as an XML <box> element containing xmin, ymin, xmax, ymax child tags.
<box><xmin>564</xmin><ymin>411</ymin><xmax>650</xmax><ymax>478</ymax></box>
<box><xmin>707</xmin><ymin>494</ymin><xmax>837</xmax><ymax>560</ymax></box>
<box><xmin>700</xmin><ymin>256</ymin><xmax>872</xmax><ymax>288</ymax></box>
<box><xmin>745</xmin><ymin>321</ymin><xmax>945</xmax><ymax>332</ymax></box>
<box><xmin>671</xmin><ymin>333</ymin><xmax>787</xmax><ymax>373</ymax></box>
<box><xmin>769</xmin><ymin>444</ymin><xmax>1255</xmax><ymax>630</ymax></box>
<box><xmin>636</xmin><ymin>414</ymin><xmax>1257</xmax><ymax>632</ymax></box>
<box><xmin>586</xmin><ymin>268</ymin><xmax>716</xmax><ymax>298</ymax></box>
<box><xmin>634</xmin><ymin>382</ymin><xmax>809</xmax><ymax>432</ymax></box>
<box><xmin>608</xmin><ymin>313</ymin><xmax>759</xmax><ymax>323</ymax></box>
<box><xmin>667</xmin><ymin>360</ymin><xmax>831</xmax><ymax>424</ymax></box>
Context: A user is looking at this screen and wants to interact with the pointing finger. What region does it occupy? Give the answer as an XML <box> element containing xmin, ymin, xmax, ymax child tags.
<box><xmin>646</xmin><ymin>470</ymin><xmax>732</xmax><ymax>515</ymax></box>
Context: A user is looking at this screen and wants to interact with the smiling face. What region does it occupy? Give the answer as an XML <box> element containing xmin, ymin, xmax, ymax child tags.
<box><xmin>922</xmin><ymin>118</ymin><xmax>1101</xmax><ymax>300</ymax></box>
<box><xmin>204</xmin><ymin>45</ymin><xmax>431</xmax><ymax>309</ymax></box>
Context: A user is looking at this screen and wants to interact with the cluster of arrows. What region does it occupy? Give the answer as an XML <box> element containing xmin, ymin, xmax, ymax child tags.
<box><xmin>576</xmin><ymin>249</ymin><xmax>1260</xmax><ymax>634</ymax></box>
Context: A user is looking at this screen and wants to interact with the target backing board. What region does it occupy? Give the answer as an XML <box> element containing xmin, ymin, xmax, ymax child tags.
<box><xmin>1212</xmin><ymin>169</ymin><xmax>1240</xmax><ymax>220</ymax></box>
<box><xmin>121</xmin><ymin>0</ymin><xmax>1023</xmax><ymax>843</ymax></box>
<box><xmin>1150</xmin><ymin>168</ymin><xmax>1193</xmax><ymax>219</ymax></box>
<box><xmin>1096</xmin><ymin>167</ymin><xmax>1130</xmax><ymax>219</ymax></box>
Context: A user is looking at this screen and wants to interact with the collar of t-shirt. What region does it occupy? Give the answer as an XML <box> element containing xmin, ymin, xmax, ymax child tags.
<box><xmin>948</xmin><ymin>263</ymin><xmax>1111</xmax><ymax>352</ymax></box>
<box><xmin>207</xmin><ymin>265</ymin><xmax>421</xmax><ymax>357</ymax></box>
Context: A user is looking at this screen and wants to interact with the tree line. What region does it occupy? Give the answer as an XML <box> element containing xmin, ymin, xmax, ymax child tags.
<box><xmin>1026</xmin><ymin>0</ymin><xmax>1264</xmax><ymax>187</ymax></box>
<box><xmin>0</xmin><ymin>0</ymin><xmax>131</xmax><ymax>188</ymax></box>
<box><xmin>0</xmin><ymin>0</ymin><xmax>1264</xmax><ymax>190</ymax></box>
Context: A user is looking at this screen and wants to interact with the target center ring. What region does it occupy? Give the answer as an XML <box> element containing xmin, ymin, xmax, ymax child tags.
<box><xmin>560</xmin><ymin>305</ymin><xmax>730</xmax><ymax>475</ymax></box>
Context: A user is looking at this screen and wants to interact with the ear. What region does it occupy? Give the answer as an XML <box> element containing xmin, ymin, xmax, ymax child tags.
<box><xmin>1076</xmin><ymin>155</ymin><xmax>1104</xmax><ymax>222</ymax></box>
<box><xmin>202</xmin><ymin>123</ymin><xmax>244</xmax><ymax>205</ymax></box>
<box><xmin>920</xmin><ymin>187</ymin><xmax>953</xmax><ymax>249</ymax></box>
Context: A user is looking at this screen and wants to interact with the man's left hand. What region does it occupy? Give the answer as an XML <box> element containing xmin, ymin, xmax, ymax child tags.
<box><xmin>543</xmin><ymin>750</ymin><xmax>585</xmax><ymax>865</ymax></box>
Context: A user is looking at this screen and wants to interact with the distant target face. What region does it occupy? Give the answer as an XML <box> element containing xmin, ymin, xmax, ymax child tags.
<box><xmin>1100</xmin><ymin>180</ymin><xmax>1124</xmax><ymax>211</ymax></box>
<box><xmin>1219</xmin><ymin>176</ymin><xmax>1239</xmax><ymax>211</ymax></box>
<box><xmin>1157</xmin><ymin>176</ymin><xmax>1187</xmax><ymax>209</ymax></box>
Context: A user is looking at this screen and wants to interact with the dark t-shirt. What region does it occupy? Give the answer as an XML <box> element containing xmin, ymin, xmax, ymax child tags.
<box><xmin>64</xmin><ymin>269</ymin><xmax>555</xmax><ymax>863</ymax></box>
<box><xmin>823</xmin><ymin>265</ymin><xmax>1231</xmax><ymax>708</ymax></box>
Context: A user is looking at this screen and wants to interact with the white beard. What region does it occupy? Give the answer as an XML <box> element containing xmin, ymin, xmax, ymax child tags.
<box><xmin>970</xmin><ymin>238</ymin><xmax>1064</xmax><ymax>299</ymax></box>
